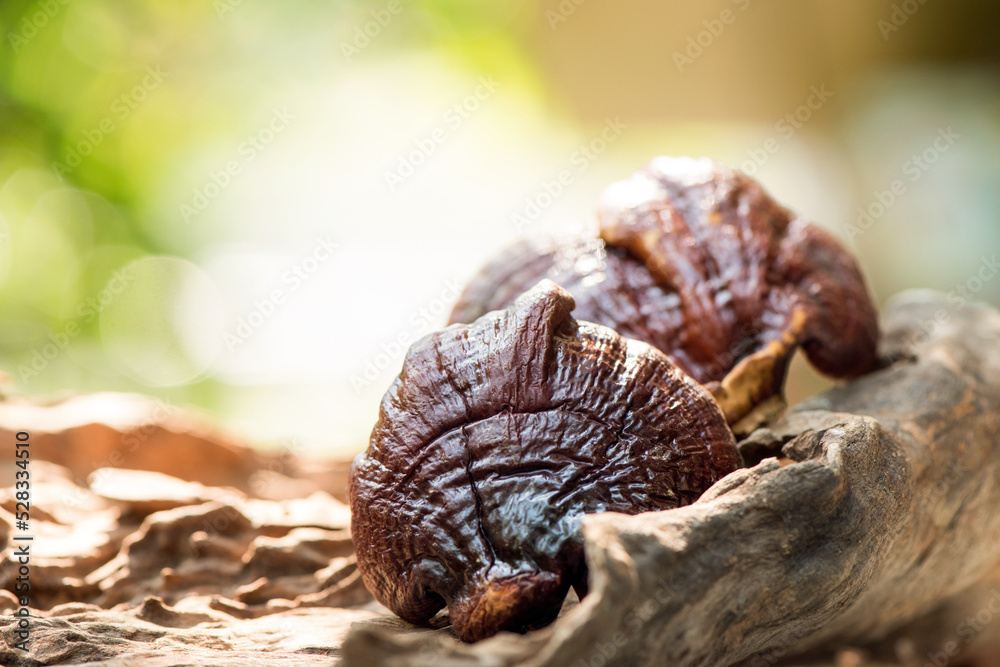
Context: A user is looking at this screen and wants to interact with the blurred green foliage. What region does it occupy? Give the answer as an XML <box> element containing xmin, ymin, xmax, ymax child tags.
<box><xmin>1</xmin><ymin>2</ymin><xmax>213</xmax><ymax>402</ymax></box>
<box><xmin>0</xmin><ymin>0</ymin><xmax>539</xmax><ymax>405</ymax></box>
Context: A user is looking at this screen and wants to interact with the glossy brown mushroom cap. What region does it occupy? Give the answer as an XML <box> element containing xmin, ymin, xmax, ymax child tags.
<box><xmin>350</xmin><ymin>280</ymin><xmax>739</xmax><ymax>642</ymax></box>
<box><xmin>451</xmin><ymin>157</ymin><xmax>880</xmax><ymax>424</ymax></box>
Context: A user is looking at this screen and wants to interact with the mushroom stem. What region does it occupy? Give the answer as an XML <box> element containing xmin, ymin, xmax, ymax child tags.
<box><xmin>449</xmin><ymin>571</ymin><xmax>566</xmax><ymax>643</ymax></box>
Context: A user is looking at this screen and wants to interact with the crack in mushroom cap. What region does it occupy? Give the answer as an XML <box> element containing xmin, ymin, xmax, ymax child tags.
<box><xmin>349</xmin><ymin>280</ymin><xmax>739</xmax><ymax>642</ymax></box>
<box><xmin>450</xmin><ymin>157</ymin><xmax>880</xmax><ymax>425</ymax></box>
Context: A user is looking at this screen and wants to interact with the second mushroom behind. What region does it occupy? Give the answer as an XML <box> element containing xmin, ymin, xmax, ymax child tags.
<box><xmin>451</xmin><ymin>157</ymin><xmax>881</xmax><ymax>429</ymax></box>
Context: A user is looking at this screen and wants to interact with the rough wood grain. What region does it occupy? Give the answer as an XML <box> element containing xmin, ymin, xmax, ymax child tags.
<box><xmin>342</xmin><ymin>291</ymin><xmax>1000</xmax><ymax>666</ymax></box>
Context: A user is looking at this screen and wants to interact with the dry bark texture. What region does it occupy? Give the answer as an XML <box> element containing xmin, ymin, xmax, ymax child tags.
<box><xmin>1</xmin><ymin>291</ymin><xmax>999</xmax><ymax>666</ymax></box>
<box><xmin>0</xmin><ymin>396</ymin><xmax>378</xmax><ymax>666</ymax></box>
<box><xmin>341</xmin><ymin>291</ymin><xmax>1000</xmax><ymax>667</ymax></box>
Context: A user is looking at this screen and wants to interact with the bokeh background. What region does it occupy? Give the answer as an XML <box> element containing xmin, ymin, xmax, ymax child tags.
<box><xmin>1</xmin><ymin>0</ymin><xmax>998</xmax><ymax>458</ymax></box>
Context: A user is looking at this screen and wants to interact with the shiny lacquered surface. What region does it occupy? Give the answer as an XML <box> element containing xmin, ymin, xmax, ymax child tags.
<box><xmin>349</xmin><ymin>281</ymin><xmax>739</xmax><ymax>642</ymax></box>
<box><xmin>451</xmin><ymin>157</ymin><xmax>880</xmax><ymax>388</ymax></box>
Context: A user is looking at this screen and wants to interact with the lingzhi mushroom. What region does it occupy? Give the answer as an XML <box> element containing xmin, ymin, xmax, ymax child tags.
<box><xmin>349</xmin><ymin>281</ymin><xmax>739</xmax><ymax>642</ymax></box>
<box><xmin>451</xmin><ymin>157</ymin><xmax>880</xmax><ymax>428</ymax></box>
<box><xmin>349</xmin><ymin>157</ymin><xmax>881</xmax><ymax>642</ymax></box>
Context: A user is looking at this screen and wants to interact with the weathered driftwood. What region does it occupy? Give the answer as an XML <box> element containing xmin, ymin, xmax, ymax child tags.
<box><xmin>341</xmin><ymin>291</ymin><xmax>1000</xmax><ymax>666</ymax></box>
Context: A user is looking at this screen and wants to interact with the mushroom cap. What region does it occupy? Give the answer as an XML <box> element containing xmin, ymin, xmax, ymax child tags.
<box><xmin>450</xmin><ymin>157</ymin><xmax>880</xmax><ymax>424</ymax></box>
<box><xmin>350</xmin><ymin>281</ymin><xmax>739</xmax><ymax>642</ymax></box>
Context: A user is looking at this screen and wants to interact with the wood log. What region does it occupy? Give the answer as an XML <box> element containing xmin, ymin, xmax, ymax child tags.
<box><xmin>342</xmin><ymin>291</ymin><xmax>1000</xmax><ymax>666</ymax></box>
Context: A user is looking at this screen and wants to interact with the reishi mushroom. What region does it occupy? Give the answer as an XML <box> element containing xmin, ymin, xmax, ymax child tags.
<box><xmin>349</xmin><ymin>281</ymin><xmax>739</xmax><ymax>642</ymax></box>
<box><xmin>451</xmin><ymin>157</ymin><xmax>881</xmax><ymax>427</ymax></box>
<box><xmin>350</xmin><ymin>157</ymin><xmax>883</xmax><ymax>644</ymax></box>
